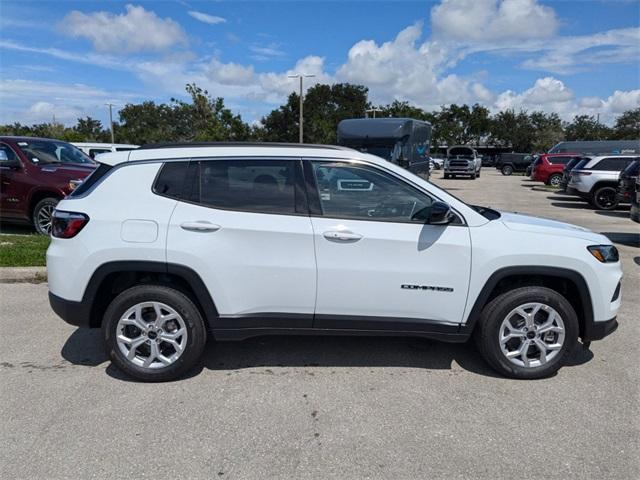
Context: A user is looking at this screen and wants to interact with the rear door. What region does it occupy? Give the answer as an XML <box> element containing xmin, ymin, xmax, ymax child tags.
<box><xmin>165</xmin><ymin>158</ymin><xmax>317</xmax><ymax>328</ymax></box>
<box><xmin>305</xmin><ymin>159</ymin><xmax>472</xmax><ymax>331</ymax></box>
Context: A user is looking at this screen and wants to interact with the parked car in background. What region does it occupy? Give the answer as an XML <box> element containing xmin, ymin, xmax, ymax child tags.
<box><xmin>497</xmin><ymin>153</ymin><xmax>533</xmax><ymax>175</ymax></box>
<box><xmin>532</xmin><ymin>153</ymin><xmax>581</xmax><ymax>187</ymax></box>
<box><xmin>617</xmin><ymin>159</ymin><xmax>640</xmax><ymax>206</ymax></box>
<box><xmin>631</xmin><ymin>176</ymin><xmax>640</xmax><ymax>223</ymax></box>
<box><xmin>47</xmin><ymin>142</ymin><xmax>621</xmax><ymax>381</ymax></box>
<box><xmin>72</xmin><ymin>142</ymin><xmax>139</xmax><ymax>160</ymax></box>
<box><xmin>0</xmin><ymin>137</ymin><xmax>96</xmax><ymax>234</ymax></box>
<box><xmin>481</xmin><ymin>155</ymin><xmax>495</xmax><ymax>167</ymax></box>
<box><xmin>430</xmin><ymin>156</ymin><xmax>444</xmax><ymax>170</ymax></box>
<box><xmin>566</xmin><ymin>155</ymin><xmax>638</xmax><ymax>210</ymax></box>
<box><xmin>549</xmin><ymin>140</ymin><xmax>640</xmax><ymax>155</ymax></box>
<box><xmin>559</xmin><ymin>157</ymin><xmax>587</xmax><ymax>192</ymax></box>
<box><xmin>443</xmin><ymin>146</ymin><xmax>482</xmax><ymax>179</ymax></box>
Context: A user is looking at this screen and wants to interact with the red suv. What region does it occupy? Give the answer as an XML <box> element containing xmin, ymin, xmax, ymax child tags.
<box><xmin>531</xmin><ymin>153</ymin><xmax>581</xmax><ymax>187</ymax></box>
<box><xmin>0</xmin><ymin>137</ymin><xmax>96</xmax><ymax>234</ymax></box>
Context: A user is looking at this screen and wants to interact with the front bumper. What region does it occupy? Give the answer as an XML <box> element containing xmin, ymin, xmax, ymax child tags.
<box><xmin>49</xmin><ymin>292</ymin><xmax>92</xmax><ymax>327</ymax></box>
<box><xmin>582</xmin><ymin>317</ymin><xmax>618</xmax><ymax>342</ymax></box>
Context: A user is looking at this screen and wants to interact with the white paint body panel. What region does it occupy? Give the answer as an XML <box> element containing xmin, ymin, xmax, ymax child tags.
<box><xmin>166</xmin><ymin>202</ymin><xmax>317</xmax><ymax>316</ymax></box>
<box><xmin>311</xmin><ymin>218</ymin><xmax>471</xmax><ymax>322</ymax></box>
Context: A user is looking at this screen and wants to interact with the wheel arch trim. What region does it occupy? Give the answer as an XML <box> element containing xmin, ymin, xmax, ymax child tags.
<box><xmin>460</xmin><ymin>266</ymin><xmax>594</xmax><ymax>336</ymax></box>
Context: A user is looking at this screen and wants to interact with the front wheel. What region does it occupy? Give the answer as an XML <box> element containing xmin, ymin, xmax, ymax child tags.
<box><xmin>103</xmin><ymin>285</ymin><xmax>207</xmax><ymax>382</ymax></box>
<box><xmin>501</xmin><ymin>165</ymin><xmax>513</xmax><ymax>176</ymax></box>
<box><xmin>474</xmin><ymin>286</ymin><xmax>578</xmax><ymax>379</ymax></box>
<box><xmin>443</xmin><ymin>173</ymin><xmax>450</xmax><ymax>179</ymax></box>
<box><xmin>590</xmin><ymin>185</ymin><xmax>619</xmax><ymax>210</ymax></box>
<box><xmin>32</xmin><ymin>197</ymin><xmax>59</xmax><ymax>235</ymax></box>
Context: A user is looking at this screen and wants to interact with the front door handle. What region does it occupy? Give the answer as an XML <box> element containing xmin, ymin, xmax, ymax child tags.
<box><xmin>180</xmin><ymin>221</ymin><xmax>221</xmax><ymax>232</ymax></box>
<box><xmin>323</xmin><ymin>230</ymin><xmax>363</xmax><ymax>242</ymax></box>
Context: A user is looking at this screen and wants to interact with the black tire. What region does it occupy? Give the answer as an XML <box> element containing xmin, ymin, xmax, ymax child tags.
<box><xmin>474</xmin><ymin>286</ymin><xmax>578</xmax><ymax>379</ymax></box>
<box><xmin>501</xmin><ymin>165</ymin><xmax>513</xmax><ymax>176</ymax></box>
<box><xmin>103</xmin><ymin>285</ymin><xmax>207</xmax><ymax>382</ymax></box>
<box><xmin>590</xmin><ymin>185</ymin><xmax>619</xmax><ymax>210</ymax></box>
<box><xmin>548</xmin><ymin>173</ymin><xmax>562</xmax><ymax>188</ymax></box>
<box><xmin>470</xmin><ymin>172</ymin><xmax>477</xmax><ymax>180</ymax></box>
<box><xmin>443</xmin><ymin>173</ymin><xmax>450</xmax><ymax>179</ymax></box>
<box><xmin>477</xmin><ymin>169</ymin><xmax>481</xmax><ymax>178</ymax></box>
<box><xmin>32</xmin><ymin>197</ymin><xmax>59</xmax><ymax>235</ymax></box>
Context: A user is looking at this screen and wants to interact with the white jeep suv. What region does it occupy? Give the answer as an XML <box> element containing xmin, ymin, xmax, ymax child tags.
<box><xmin>567</xmin><ymin>155</ymin><xmax>638</xmax><ymax>210</ymax></box>
<box><xmin>47</xmin><ymin>143</ymin><xmax>622</xmax><ymax>381</ymax></box>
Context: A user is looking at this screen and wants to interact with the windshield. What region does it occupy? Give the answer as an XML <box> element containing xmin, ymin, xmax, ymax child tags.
<box><xmin>15</xmin><ymin>139</ymin><xmax>94</xmax><ymax>165</ymax></box>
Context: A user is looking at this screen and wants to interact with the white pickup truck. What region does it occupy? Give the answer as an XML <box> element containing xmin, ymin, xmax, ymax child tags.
<box><xmin>444</xmin><ymin>146</ymin><xmax>482</xmax><ymax>179</ymax></box>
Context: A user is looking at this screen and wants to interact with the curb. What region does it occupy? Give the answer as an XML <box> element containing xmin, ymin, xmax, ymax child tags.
<box><xmin>0</xmin><ymin>266</ymin><xmax>47</xmax><ymax>284</ymax></box>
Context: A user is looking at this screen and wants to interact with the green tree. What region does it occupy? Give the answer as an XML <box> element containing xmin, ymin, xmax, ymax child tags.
<box><xmin>74</xmin><ymin>117</ymin><xmax>108</xmax><ymax>142</ymax></box>
<box><xmin>612</xmin><ymin>108</ymin><xmax>640</xmax><ymax>139</ymax></box>
<box><xmin>564</xmin><ymin>114</ymin><xmax>611</xmax><ymax>141</ymax></box>
<box><xmin>529</xmin><ymin>111</ymin><xmax>564</xmax><ymax>152</ymax></box>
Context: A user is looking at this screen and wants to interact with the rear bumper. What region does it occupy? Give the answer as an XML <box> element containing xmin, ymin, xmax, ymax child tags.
<box><xmin>49</xmin><ymin>292</ymin><xmax>92</xmax><ymax>327</ymax></box>
<box><xmin>566</xmin><ymin>186</ymin><xmax>589</xmax><ymax>199</ymax></box>
<box><xmin>582</xmin><ymin>317</ymin><xmax>618</xmax><ymax>342</ymax></box>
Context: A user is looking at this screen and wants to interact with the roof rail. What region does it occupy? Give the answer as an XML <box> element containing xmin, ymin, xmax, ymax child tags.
<box><xmin>137</xmin><ymin>141</ymin><xmax>352</xmax><ymax>151</ymax></box>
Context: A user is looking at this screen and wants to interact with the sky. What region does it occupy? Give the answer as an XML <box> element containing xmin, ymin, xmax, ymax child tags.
<box><xmin>0</xmin><ymin>0</ymin><xmax>639</xmax><ymax>128</ymax></box>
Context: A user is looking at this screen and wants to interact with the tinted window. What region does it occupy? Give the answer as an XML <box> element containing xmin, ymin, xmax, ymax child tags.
<box><xmin>0</xmin><ymin>143</ymin><xmax>19</xmax><ymax>163</ymax></box>
<box><xmin>311</xmin><ymin>161</ymin><xmax>432</xmax><ymax>222</ymax></box>
<box><xmin>622</xmin><ymin>160</ymin><xmax>640</xmax><ymax>177</ymax></box>
<box><xmin>70</xmin><ymin>163</ymin><xmax>113</xmax><ymax>197</ymax></box>
<box><xmin>548</xmin><ymin>156</ymin><xmax>573</xmax><ymax>165</ymax></box>
<box><xmin>115</xmin><ymin>147</ymin><xmax>136</xmax><ymax>152</ymax></box>
<box><xmin>589</xmin><ymin>157</ymin><xmax>636</xmax><ymax>171</ymax></box>
<box><xmin>153</xmin><ymin>161</ymin><xmax>189</xmax><ymax>200</ymax></box>
<box><xmin>14</xmin><ymin>139</ymin><xmax>93</xmax><ymax>165</ymax></box>
<box><xmin>194</xmin><ymin>160</ymin><xmax>296</xmax><ymax>214</ymax></box>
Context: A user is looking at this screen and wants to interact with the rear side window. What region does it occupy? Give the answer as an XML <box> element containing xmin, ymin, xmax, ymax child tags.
<box><xmin>153</xmin><ymin>161</ymin><xmax>190</xmax><ymax>200</ymax></box>
<box><xmin>69</xmin><ymin>163</ymin><xmax>113</xmax><ymax>197</ymax></box>
<box><xmin>589</xmin><ymin>157</ymin><xmax>635</xmax><ymax>171</ymax></box>
<box><xmin>191</xmin><ymin>160</ymin><xmax>297</xmax><ymax>214</ymax></box>
<box><xmin>548</xmin><ymin>156</ymin><xmax>573</xmax><ymax>165</ymax></box>
<box><xmin>0</xmin><ymin>143</ymin><xmax>19</xmax><ymax>163</ymax></box>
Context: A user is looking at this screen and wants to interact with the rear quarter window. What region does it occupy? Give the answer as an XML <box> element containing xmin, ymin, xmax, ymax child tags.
<box><xmin>153</xmin><ymin>161</ymin><xmax>190</xmax><ymax>200</ymax></box>
<box><xmin>589</xmin><ymin>157</ymin><xmax>636</xmax><ymax>171</ymax></box>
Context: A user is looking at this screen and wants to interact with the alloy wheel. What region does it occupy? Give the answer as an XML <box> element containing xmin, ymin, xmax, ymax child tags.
<box><xmin>36</xmin><ymin>203</ymin><xmax>55</xmax><ymax>235</ymax></box>
<box><xmin>499</xmin><ymin>302</ymin><xmax>565</xmax><ymax>368</ymax></box>
<box><xmin>595</xmin><ymin>187</ymin><xmax>617</xmax><ymax>209</ymax></box>
<box><xmin>116</xmin><ymin>302</ymin><xmax>188</xmax><ymax>369</ymax></box>
<box><xmin>549</xmin><ymin>175</ymin><xmax>561</xmax><ymax>187</ymax></box>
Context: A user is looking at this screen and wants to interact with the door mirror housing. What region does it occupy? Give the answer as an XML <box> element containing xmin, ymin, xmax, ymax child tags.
<box><xmin>412</xmin><ymin>201</ymin><xmax>453</xmax><ymax>225</ymax></box>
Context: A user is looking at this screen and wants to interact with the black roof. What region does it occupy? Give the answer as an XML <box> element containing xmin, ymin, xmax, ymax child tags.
<box><xmin>138</xmin><ymin>141</ymin><xmax>351</xmax><ymax>151</ymax></box>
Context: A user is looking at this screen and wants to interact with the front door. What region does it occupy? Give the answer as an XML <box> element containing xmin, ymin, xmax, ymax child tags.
<box><xmin>166</xmin><ymin>158</ymin><xmax>317</xmax><ymax>329</ymax></box>
<box><xmin>305</xmin><ymin>159</ymin><xmax>472</xmax><ymax>331</ymax></box>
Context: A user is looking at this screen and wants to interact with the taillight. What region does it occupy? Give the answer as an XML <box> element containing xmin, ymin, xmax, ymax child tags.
<box><xmin>51</xmin><ymin>210</ymin><xmax>89</xmax><ymax>238</ymax></box>
<box><xmin>575</xmin><ymin>171</ymin><xmax>592</xmax><ymax>176</ymax></box>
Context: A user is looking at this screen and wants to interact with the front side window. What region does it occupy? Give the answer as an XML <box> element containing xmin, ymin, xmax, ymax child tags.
<box><xmin>194</xmin><ymin>160</ymin><xmax>297</xmax><ymax>214</ymax></box>
<box><xmin>311</xmin><ymin>161</ymin><xmax>432</xmax><ymax>222</ymax></box>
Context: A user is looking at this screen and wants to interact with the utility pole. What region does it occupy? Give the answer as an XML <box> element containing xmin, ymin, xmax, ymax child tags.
<box><xmin>106</xmin><ymin>103</ymin><xmax>115</xmax><ymax>143</ymax></box>
<box><xmin>366</xmin><ymin>108</ymin><xmax>382</xmax><ymax>118</ymax></box>
<box><xmin>288</xmin><ymin>74</ymin><xmax>315</xmax><ymax>143</ymax></box>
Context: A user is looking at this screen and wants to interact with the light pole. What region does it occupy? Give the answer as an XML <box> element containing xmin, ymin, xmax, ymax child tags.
<box><xmin>366</xmin><ymin>108</ymin><xmax>382</xmax><ymax>118</ymax></box>
<box><xmin>105</xmin><ymin>103</ymin><xmax>115</xmax><ymax>143</ymax></box>
<box><xmin>288</xmin><ymin>74</ymin><xmax>315</xmax><ymax>143</ymax></box>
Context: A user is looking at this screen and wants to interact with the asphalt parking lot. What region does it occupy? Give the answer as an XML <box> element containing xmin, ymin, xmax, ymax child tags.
<box><xmin>1</xmin><ymin>168</ymin><xmax>638</xmax><ymax>479</ymax></box>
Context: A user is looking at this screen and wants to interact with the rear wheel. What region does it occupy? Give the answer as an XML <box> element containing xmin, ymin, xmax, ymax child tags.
<box><xmin>475</xmin><ymin>286</ymin><xmax>578</xmax><ymax>379</ymax></box>
<box><xmin>32</xmin><ymin>197</ymin><xmax>59</xmax><ymax>235</ymax></box>
<box><xmin>548</xmin><ymin>173</ymin><xmax>562</xmax><ymax>188</ymax></box>
<box><xmin>590</xmin><ymin>185</ymin><xmax>619</xmax><ymax>210</ymax></box>
<box><xmin>501</xmin><ymin>165</ymin><xmax>513</xmax><ymax>176</ymax></box>
<box><xmin>103</xmin><ymin>285</ymin><xmax>207</xmax><ymax>382</ymax></box>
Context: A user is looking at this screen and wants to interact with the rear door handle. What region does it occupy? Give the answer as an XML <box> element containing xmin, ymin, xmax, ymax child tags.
<box><xmin>323</xmin><ymin>230</ymin><xmax>363</xmax><ymax>242</ymax></box>
<box><xmin>180</xmin><ymin>221</ymin><xmax>221</xmax><ymax>232</ymax></box>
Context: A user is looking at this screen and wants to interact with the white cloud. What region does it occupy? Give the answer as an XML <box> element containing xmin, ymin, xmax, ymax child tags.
<box><xmin>188</xmin><ymin>11</ymin><xmax>226</xmax><ymax>25</ymax></box>
<box><xmin>431</xmin><ymin>0</ymin><xmax>558</xmax><ymax>42</ymax></box>
<box><xmin>206</xmin><ymin>60</ymin><xmax>255</xmax><ymax>86</ymax></box>
<box><xmin>62</xmin><ymin>4</ymin><xmax>187</xmax><ymax>54</ymax></box>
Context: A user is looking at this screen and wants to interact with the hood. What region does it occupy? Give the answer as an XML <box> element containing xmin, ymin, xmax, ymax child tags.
<box><xmin>39</xmin><ymin>163</ymin><xmax>96</xmax><ymax>177</ymax></box>
<box><xmin>499</xmin><ymin>211</ymin><xmax>610</xmax><ymax>243</ymax></box>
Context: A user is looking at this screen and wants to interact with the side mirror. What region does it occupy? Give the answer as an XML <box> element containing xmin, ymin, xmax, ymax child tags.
<box><xmin>412</xmin><ymin>201</ymin><xmax>453</xmax><ymax>225</ymax></box>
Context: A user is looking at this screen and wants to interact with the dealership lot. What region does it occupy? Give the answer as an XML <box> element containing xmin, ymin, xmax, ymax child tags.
<box><xmin>1</xmin><ymin>169</ymin><xmax>638</xmax><ymax>479</ymax></box>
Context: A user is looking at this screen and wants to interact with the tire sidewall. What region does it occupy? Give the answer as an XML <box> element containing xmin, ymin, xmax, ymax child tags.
<box><xmin>479</xmin><ymin>287</ymin><xmax>579</xmax><ymax>379</ymax></box>
<box><xmin>502</xmin><ymin>165</ymin><xmax>513</xmax><ymax>176</ymax></box>
<box><xmin>592</xmin><ymin>186</ymin><xmax>618</xmax><ymax>210</ymax></box>
<box><xmin>549</xmin><ymin>174</ymin><xmax>562</xmax><ymax>187</ymax></box>
<box><xmin>33</xmin><ymin>197</ymin><xmax>59</xmax><ymax>235</ymax></box>
<box><xmin>103</xmin><ymin>285</ymin><xmax>207</xmax><ymax>382</ymax></box>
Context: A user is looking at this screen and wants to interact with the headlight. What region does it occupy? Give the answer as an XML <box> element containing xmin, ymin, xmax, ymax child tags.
<box><xmin>587</xmin><ymin>245</ymin><xmax>619</xmax><ymax>263</ymax></box>
<box><xmin>68</xmin><ymin>179</ymin><xmax>84</xmax><ymax>191</ymax></box>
